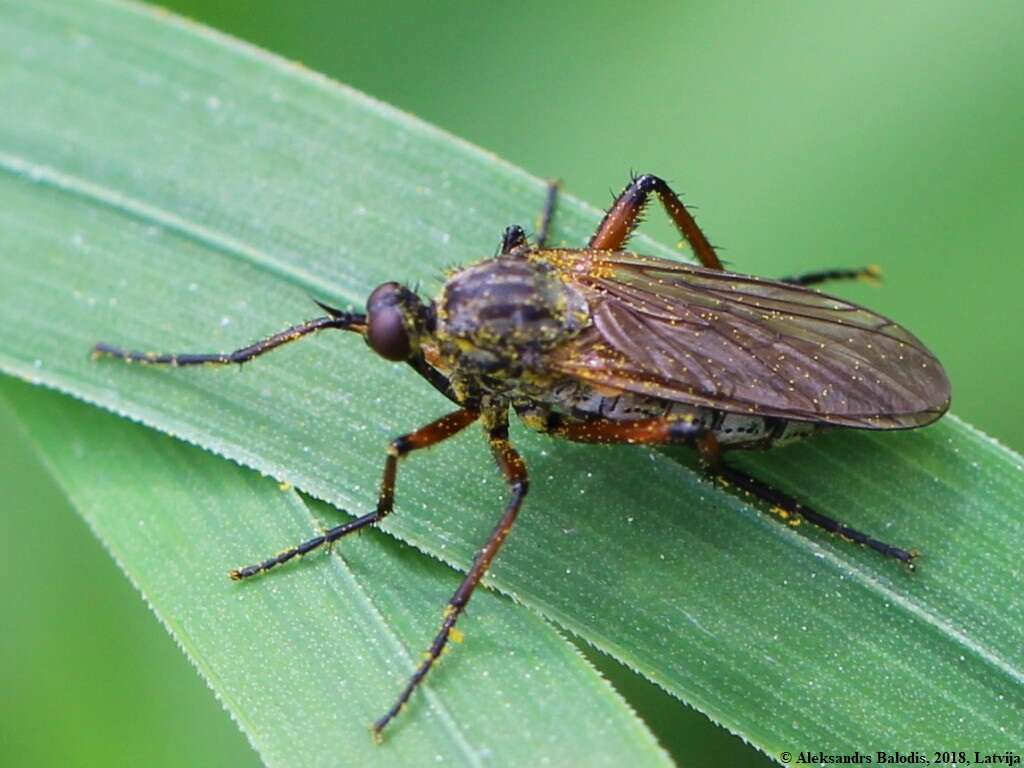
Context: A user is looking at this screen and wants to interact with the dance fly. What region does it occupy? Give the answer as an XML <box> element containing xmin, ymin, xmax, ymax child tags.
<box><xmin>94</xmin><ymin>172</ymin><xmax>951</xmax><ymax>737</ymax></box>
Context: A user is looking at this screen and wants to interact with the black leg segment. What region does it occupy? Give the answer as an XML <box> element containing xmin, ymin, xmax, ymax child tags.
<box><xmin>93</xmin><ymin>306</ymin><xmax>367</xmax><ymax>367</ymax></box>
<box><xmin>715</xmin><ymin>463</ymin><xmax>916</xmax><ymax>567</ymax></box>
<box><xmin>779</xmin><ymin>265</ymin><xmax>881</xmax><ymax>287</ymax></box>
<box><xmin>536</xmin><ymin>179</ymin><xmax>560</xmax><ymax>248</ymax></box>
<box><xmin>500</xmin><ymin>225</ymin><xmax>528</xmax><ymax>254</ymax></box>
<box><xmin>229</xmin><ymin>409</ymin><xmax>479</xmax><ymax>581</ymax></box>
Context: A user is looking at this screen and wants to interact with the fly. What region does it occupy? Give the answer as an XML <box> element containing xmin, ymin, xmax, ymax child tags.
<box><xmin>93</xmin><ymin>172</ymin><xmax>951</xmax><ymax>737</ymax></box>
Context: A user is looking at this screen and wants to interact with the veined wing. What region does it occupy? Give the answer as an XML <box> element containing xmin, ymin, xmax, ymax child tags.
<box><xmin>537</xmin><ymin>249</ymin><xmax>950</xmax><ymax>429</ymax></box>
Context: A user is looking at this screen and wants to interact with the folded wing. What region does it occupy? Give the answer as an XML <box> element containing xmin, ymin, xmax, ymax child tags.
<box><xmin>542</xmin><ymin>250</ymin><xmax>950</xmax><ymax>429</ymax></box>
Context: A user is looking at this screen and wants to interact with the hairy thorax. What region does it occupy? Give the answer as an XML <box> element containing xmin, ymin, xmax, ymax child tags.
<box><xmin>433</xmin><ymin>254</ymin><xmax>589</xmax><ymax>402</ymax></box>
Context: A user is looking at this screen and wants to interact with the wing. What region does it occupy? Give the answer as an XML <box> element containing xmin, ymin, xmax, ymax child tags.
<box><xmin>538</xmin><ymin>249</ymin><xmax>951</xmax><ymax>429</ymax></box>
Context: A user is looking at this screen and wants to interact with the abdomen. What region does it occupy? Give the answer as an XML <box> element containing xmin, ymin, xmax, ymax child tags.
<box><xmin>539</xmin><ymin>379</ymin><xmax>823</xmax><ymax>449</ymax></box>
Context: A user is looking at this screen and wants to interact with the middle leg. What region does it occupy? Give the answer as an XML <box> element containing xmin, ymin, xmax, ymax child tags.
<box><xmin>373</xmin><ymin>411</ymin><xmax>529</xmax><ymax>738</ymax></box>
<box><xmin>229</xmin><ymin>408</ymin><xmax>479</xmax><ymax>580</ymax></box>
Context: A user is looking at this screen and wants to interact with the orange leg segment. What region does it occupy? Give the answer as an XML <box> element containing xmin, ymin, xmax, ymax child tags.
<box><xmin>589</xmin><ymin>173</ymin><xmax>724</xmax><ymax>270</ymax></box>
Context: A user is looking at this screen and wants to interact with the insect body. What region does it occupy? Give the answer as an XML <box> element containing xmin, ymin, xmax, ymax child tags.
<box><xmin>431</xmin><ymin>249</ymin><xmax>833</xmax><ymax>449</ymax></box>
<box><xmin>94</xmin><ymin>173</ymin><xmax>950</xmax><ymax>738</ymax></box>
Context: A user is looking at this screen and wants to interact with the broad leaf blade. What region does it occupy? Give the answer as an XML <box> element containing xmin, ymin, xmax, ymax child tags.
<box><xmin>1</xmin><ymin>0</ymin><xmax>1022</xmax><ymax>759</ymax></box>
<box><xmin>2</xmin><ymin>378</ymin><xmax>670</xmax><ymax>767</ymax></box>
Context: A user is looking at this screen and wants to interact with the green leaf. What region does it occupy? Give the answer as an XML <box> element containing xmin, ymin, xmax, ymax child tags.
<box><xmin>1</xmin><ymin>0</ymin><xmax>1022</xmax><ymax>761</ymax></box>
<box><xmin>2</xmin><ymin>377</ymin><xmax>670</xmax><ymax>767</ymax></box>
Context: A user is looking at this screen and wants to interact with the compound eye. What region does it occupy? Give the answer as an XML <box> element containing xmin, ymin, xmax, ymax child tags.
<box><xmin>367</xmin><ymin>283</ymin><xmax>412</xmax><ymax>361</ymax></box>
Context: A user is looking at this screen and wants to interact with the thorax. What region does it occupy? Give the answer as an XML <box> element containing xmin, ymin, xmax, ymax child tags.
<box><xmin>432</xmin><ymin>253</ymin><xmax>589</xmax><ymax>402</ymax></box>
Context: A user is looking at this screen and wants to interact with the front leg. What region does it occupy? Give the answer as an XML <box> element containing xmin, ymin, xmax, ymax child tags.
<box><xmin>405</xmin><ymin>355</ymin><xmax>461</xmax><ymax>405</ymax></box>
<box><xmin>94</xmin><ymin>299</ymin><xmax>365</xmax><ymax>367</ymax></box>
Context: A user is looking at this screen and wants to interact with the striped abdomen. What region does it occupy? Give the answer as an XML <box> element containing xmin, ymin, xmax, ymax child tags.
<box><xmin>540</xmin><ymin>378</ymin><xmax>820</xmax><ymax>448</ymax></box>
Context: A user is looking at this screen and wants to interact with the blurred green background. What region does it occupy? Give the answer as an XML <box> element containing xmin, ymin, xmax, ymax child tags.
<box><xmin>3</xmin><ymin>1</ymin><xmax>1021</xmax><ymax>765</ymax></box>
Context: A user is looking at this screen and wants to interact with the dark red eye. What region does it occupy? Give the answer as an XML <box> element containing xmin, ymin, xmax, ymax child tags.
<box><xmin>367</xmin><ymin>282</ymin><xmax>412</xmax><ymax>361</ymax></box>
